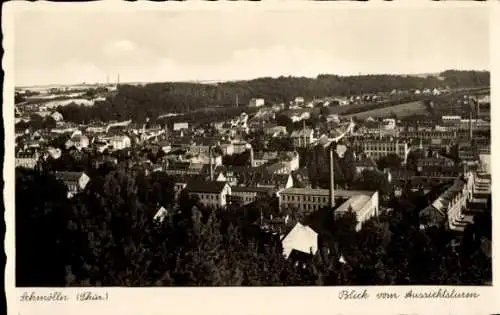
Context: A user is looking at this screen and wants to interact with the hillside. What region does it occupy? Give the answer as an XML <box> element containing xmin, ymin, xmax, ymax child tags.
<box><xmin>54</xmin><ymin>70</ymin><xmax>489</xmax><ymax>124</ymax></box>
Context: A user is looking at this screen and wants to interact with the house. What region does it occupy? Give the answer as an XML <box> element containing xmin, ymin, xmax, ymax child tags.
<box><xmin>97</xmin><ymin>135</ymin><xmax>132</xmax><ymax>151</ymax></box>
<box><xmin>419</xmin><ymin>178</ymin><xmax>474</xmax><ymax>232</ymax></box>
<box><xmin>352</xmin><ymin>156</ymin><xmax>378</xmax><ymax>175</ymax></box>
<box><xmin>249</xmin><ymin>98</ymin><xmax>265</xmax><ymax>108</ymax></box>
<box><xmin>432</xmin><ymin>88</ymin><xmax>441</xmax><ymax>96</ymax></box>
<box><xmin>46</xmin><ymin>147</ymin><xmax>62</xmax><ymax>160</ymax></box>
<box><xmin>294</xmin><ymin>97</ymin><xmax>305</xmax><ymax>105</ymax></box>
<box><xmin>279</xmin><ymin>187</ymin><xmax>379</xmax><ymax>231</ymax></box>
<box><xmin>165</xmin><ymin>162</ymin><xmax>205</xmax><ymax>176</ymax></box>
<box><xmin>290</xmin><ymin>128</ymin><xmax>314</xmax><ymax>148</ymax></box>
<box><xmin>65</xmin><ymin>131</ymin><xmax>90</xmax><ymax>150</ymax></box>
<box><xmin>153</xmin><ymin>206</ymin><xmax>169</xmax><ymax>223</ymax></box>
<box><xmin>173</xmin><ymin>122</ymin><xmax>189</xmax><ymax>131</ymax></box>
<box><xmin>15</xmin><ymin>150</ymin><xmax>39</xmax><ymax>169</ymax></box>
<box><xmin>281</xmin><ymin>222</ymin><xmax>318</xmax><ymax>259</ymax></box>
<box><xmin>186</xmin><ymin>180</ymin><xmax>231</xmax><ymax>208</ymax></box>
<box><xmin>250</xmin><ymin>151</ymin><xmax>277</xmax><ymax>168</ymax></box>
<box><xmin>263</xmin><ymin>124</ymin><xmax>287</xmax><ymax>137</ymax></box>
<box><xmin>54</xmin><ymin>171</ymin><xmax>90</xmax><ymax>198</ymax></box>
<box><xmin>231</xmin><ymin>186</ymin><xmax>271</xmax><ymax>205</ymax></box>
<box><xmin>51</xmin><ymin>111</ymin><xmax>64</xmax><ymax>122</ymax></box>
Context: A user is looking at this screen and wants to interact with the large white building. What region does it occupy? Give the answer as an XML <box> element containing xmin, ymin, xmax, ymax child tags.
<box><xmin>360</xmin><ymin>138</ymin><xmax>410</xmax><ymax>163</ymax></box>
<box><xmin>279</xmin><ymin>188</ymin><xmax>379</xmax><ymax>231</ymax></box>
<box><xmin>186</xmin><ymin>180</ymin><xmax>232</xmax><ymax>209</ymax></box>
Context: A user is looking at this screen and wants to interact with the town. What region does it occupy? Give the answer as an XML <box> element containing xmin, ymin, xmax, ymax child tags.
<box><xmin>15</xmin><ymin>71</ymin><xmax>491</xmax><ymax>286</ymax></box>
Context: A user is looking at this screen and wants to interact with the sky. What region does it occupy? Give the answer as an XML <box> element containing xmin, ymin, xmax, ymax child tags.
<box><xmin>14</xmin><ymin>6</ymin><xmax>490</xmax><ymax>86</ymax></box>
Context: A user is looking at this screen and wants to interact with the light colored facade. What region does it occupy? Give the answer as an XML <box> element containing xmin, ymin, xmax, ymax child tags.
<box><xmin>291</xmin><ymin>128</ymin><xmax>314</xmax><ymax>148</ymax></box>
<box><xmin>282</xmin><ymin>223</ymin><xmax>318</xmax><ymax>259</ymax></box>
<box><xmin>334</xmin><ymin>193</ymin><xmax>380</xmax><ymax>231</ymax></box>
<box><xmin>15</xmin><ymin>151</ymin><xmax>39</xmax><ymax>169</ymax></box>
<box><xmin>360</xmin><ymin>139</ymin><xmax>410</xmax><ymax>163</ymax></box>
<box><xmin>294</xmin><ymin>97</ymin><xmax>305</xmax><ymax>105</ymax></box>
<box><xmin>382</xmin><ymin>118</ymin><xmax>396</xmax><ymax>130</ymax></box>
<box><xmin>65</xmin><ymin>131</ymin><xmax>90</xmax><ymax>150</ymax></box>
<box><xmin>173</xmin><ymin>122</ymin><xmax>189</xmax><ymax>131</ymax></box>
<box><xmin>249</xmin><ymin>98</ymin><xmax>265</xmax><ymax>108</ymax></box>
<box><xmin>231</xmin><ymin>187</ymin><xmax>270</xmax><ymax>205</ymax></box>
<box><xmin>55</xmin><ymin>171</ymin><xmax>90</xmax><ymax>198</ymax></box>
<box><xmin>108</xmin><ymin>135</ymin><xmax>132</xmax><ymax>150</ymax></box>
<box><xmin>187</xmin><ymin>182</ymin><xmax>231</xmax><ymax>209</ymax></box>
<box><xmin>279</xmin><ymin>188</ymin><xmax>379</xmax><ymax>231</ymax></box>
<box><xmin>51</xmin><ymin>111</ymin><xmax>64</xmax><ymax>122</ymax></box>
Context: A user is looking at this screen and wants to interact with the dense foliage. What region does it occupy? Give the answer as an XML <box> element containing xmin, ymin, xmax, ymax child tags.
<box><xmin>16</xmin><ymin>158</ymin><xmax>491</xmax><ymax>286</ymax></box>
<box><xmin>55</xmin><ymin>71</ymin><xmax>489</xmax><ymax>124</ymax></box>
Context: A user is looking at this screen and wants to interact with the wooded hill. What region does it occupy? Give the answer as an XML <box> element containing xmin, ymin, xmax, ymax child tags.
<box><xmin>55</xmin><ymin>70</ymin><xmax>489</xmax><ymax>124</ymax></box>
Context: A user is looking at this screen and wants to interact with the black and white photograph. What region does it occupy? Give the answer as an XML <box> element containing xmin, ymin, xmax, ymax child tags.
<box><xmin>9</xmin><ymin>4</ymin><xmax>492</xmax><ymax>292</ymax></box>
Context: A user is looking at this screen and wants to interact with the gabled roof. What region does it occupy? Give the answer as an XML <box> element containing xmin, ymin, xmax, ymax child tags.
<box><xmin>186</xmin><ymin>180</ymin><xmax>228</xmax><ymax>194</ymax></box>
<box><xmin>282</xmin><ymin>222</ymin><xmax>318</xmax><ymax>259</ymax></box>
<box><xmin>290</xmin><ymin>128</ymin><xmax>313</xmax><ymax>138</ymax></box>
<box><xmin>55</xmin><ymin>171</ymin><xmax>87</xmax><ymax>182</ymax></box>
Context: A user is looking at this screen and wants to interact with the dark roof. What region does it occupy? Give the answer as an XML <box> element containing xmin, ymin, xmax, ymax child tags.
<box><xmin>231</xmin><ymin>186</ymin><xmax>272</xmax><ymax>193</ymax></box>
<box><xmin>171</xmin><ymin>174</ymin><xmax>207</xmax><ymax>184</ymax></box>
<box><xmin>55</xmin><ymin>171</ymin><xmax>86</xmax><ymax>182</ymax></box>
<box><xmin>186</xmin><ymin>180</ymin><xmax>227</xmax><ymax>194</ymax></box>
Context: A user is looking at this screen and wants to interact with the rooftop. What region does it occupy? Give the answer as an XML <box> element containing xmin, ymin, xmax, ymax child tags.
<box><xmin>186</xmin><ymin>180</ymin><xmax>228</xmax><ymax>194</ymax></box>
<box><xmin>281</xmin><ymin>187</ymin><xmax>375</xmax><ymax>199</ymax></box>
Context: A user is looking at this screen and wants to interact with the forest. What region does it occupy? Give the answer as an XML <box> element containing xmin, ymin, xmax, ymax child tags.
<box><xmin>16</xmin><ymin>146</ymin><xmax>492</xmax><ymax>286</ymax></box>
<box><xmin>54</xmin><ymin>70</ymin><xmax>490</xmax><ymax>124</ymax></box>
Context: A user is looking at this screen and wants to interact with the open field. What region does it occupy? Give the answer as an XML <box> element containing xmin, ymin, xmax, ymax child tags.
<box><xmin>342</xmin><ymin>101</ymin><xmax>429</xmax><ymax>119</ymax></box>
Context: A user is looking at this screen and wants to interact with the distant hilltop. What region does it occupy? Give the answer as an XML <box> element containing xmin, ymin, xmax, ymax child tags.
<box><xmin>15</xmin><ymin>69</ymin><xmax>489</xmax><ymax>89</ymax></box>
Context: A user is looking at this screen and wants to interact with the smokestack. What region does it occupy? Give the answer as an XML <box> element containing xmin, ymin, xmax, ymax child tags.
<box><xmin>209</xmin><ymin>146</ymin><xmax>214</xmax><ymax>181</ymax></box>
<box><xmin>303</xmin><ymin>120</ymin><xmax>307</xmax><ymax>148</ymax></box>
<box><xmin>469</xmin><ymin>111</ymin><xmax>473</xmax><ymax>141</ymax></box>
<box><xmin>250</xmin><ymin>147</ymin><xmax>254</xmax><ymax>167</ymax></box>
<box><xmin>329</xmin><ymin>146</ymin><xmax>335</xmax><ymax>209</ymax></box>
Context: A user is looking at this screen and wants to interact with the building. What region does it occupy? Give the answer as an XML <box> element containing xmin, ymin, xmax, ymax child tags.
<box><xmin>419</xmin><ymin>176</ymin><xmax>474</xmax><ymax>233</ymax></box>
<box><xmin>186</xmin><ymin>180</ymin><xmax>231</xmax><ymax>209</ymax></box>
<box><xmin>250</xmin><ymin>151</ymin><xmax>278</xmax><ymax>168</ymax></box>
<box><xmin>153</xmin><ymin>206</ymin><xmax>169</xmax><ymax>223</ymax></box>
<box><xmin>263</xmin><ymin>125</ymin><xmax>287</xmax><ymax>137</ymax></box>
<box><xmin>382</xmin><ymin>118</ymin><xmax>396</xmax><ymax>130</ymax></box>
<box><xmin>15</xmin><ymin>150</ymin><xmax>39</xmax><ymax>169</ymax></box>
<box><xmin>290</xmin><ymin>128</ymin><xmax>314</xmax><ymax>148</ymax></box>
<box><xmin>249</xmin><ymin>98</ymin><xmax>265</xmax><ymax>108</ymax></box>
<box><xmin>165</xmin><ymin>162</ymin><xmax>205</xmax><ymax>176</ymax></box>
<box><xmin>279</xmin><ymin>188</ymin><xmax>379</xmax><ymax>231</ymax></box>
<box><xmin>294</xmin><ymin>97</ymin><xmax>305</xmax><ymax>105</ymax></box>
<box><xmin>54</xmin><ymin>171</ymin><xmax>90</xmax><ymax>198</ymax></box>
<box><xmin>65</xmin><ymin>131</ymin><xmax>90</xmax><ymax>150</ymax></box>
<box><xmin>231</xmin><ymin>186</ymin><xmax>271</xmax><ymax>205</ymax></box>
<box><xmin>101</xmin><ymin>135</ymin><xmax>132</xmax><ymax>151</ymax></box>
<box><xmin>51</xmin><ymin>111</ymin><xmax>64</xmax><ymax>122</ymax></box>
<box><xmin>173</xmin><ymin>122</ymin><xmax>189</xmax><ymax>131</ymax></box>
<box><xmin>281</xmin><ymin>222</ymin><xmax>318</xmax><ymax>259</ymax></box>
<box><xmin>279</xmin><ymin>147</ymin><xmax>379</xmax><ymax>231</ymax></box>
<box><xmin>360</xmin><ymin>138</ymin><xmax>410</xmax><ymax>163</ymax></box>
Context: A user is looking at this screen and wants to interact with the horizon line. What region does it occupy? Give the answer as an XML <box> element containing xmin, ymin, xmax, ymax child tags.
<box><xmin>15</xmin><ymin>68</ymin><xmax>490</xmax><ymax>89</ymax></box>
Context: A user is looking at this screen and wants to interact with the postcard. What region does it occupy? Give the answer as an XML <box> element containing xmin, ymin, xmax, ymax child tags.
<box><xmin>3</xmin><ymin>1</ymin><xmax>499</xmax><ymax>314</ymax></box>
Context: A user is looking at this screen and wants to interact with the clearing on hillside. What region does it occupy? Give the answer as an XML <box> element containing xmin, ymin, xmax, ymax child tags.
<box><xmin>343</xmin><ymin>101</ymin><xmax>429</xmax><ymax>119</ymax></box>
